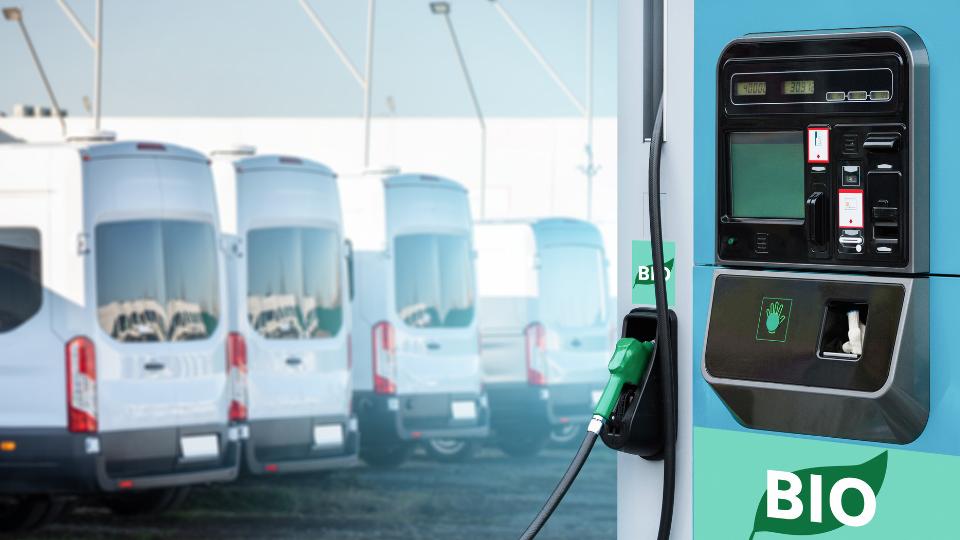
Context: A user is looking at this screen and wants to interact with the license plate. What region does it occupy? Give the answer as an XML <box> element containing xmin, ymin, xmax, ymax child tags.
<box><xmin>180</xmin><ymin>434</ymin><xmax>219</xmax><ymax>460</ymax></box>
<box><xmin>451</xmin><ymin>400</ymin><xmax>477</xmax><ymax>420</ymax></box>
<box><xmin>591</xmin><ymin>390</ymin><xmax>603</xmax><ymax>406</ymax></box>
<box><xmin>313</xmin><ymin>424</ymin><xmax>344</xmax><ymax>448</ymax></box>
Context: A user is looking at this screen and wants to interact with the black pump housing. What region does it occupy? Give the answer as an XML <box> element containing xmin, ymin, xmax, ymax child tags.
<box><xmin>599</xmin><ymin>307</ymin><xmax>677</xmax><ymax>460</ymax></box>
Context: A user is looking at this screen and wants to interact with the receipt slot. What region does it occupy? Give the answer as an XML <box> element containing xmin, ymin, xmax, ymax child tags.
<box><xmin>702</xmin><ymin>28</ymin><xmax>929</xmax><ymax>444</ymax></box>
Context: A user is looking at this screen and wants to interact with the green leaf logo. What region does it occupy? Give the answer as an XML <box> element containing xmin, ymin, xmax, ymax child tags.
<box><xmin>634</xmin><ymin>258</ymin><xmax>675</xmax><ymax>286</ymax></box>
<box><xmin>749</xmin><ymin>451</ymin><xmax>888</xmax><ymax>539</ymax></box>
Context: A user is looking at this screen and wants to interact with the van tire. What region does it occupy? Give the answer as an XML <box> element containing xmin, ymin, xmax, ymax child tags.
<box><xmin>0</xmin><ymin>495</ymin><xmax>65</xmax><ymax>532</ymax></box>
<box><xmin>497</xmin><ymin>430</ymin><xmax>547</xmax><ymax>458</ymax></box>
<box><xmin>550</xmin><ymin>423</ymin><xmax>584</xmax><ymax>447</ymax></box>
<box><xmin>103</xmin><ymin>487</ymin><xmax>191</xmax><ymax>516</ymax></box>
<box><xmin>360</xmin><ymin>443</ymin><xmax>411</xmax><ymax>469</ymax></box>
<box><xmin>424</xmin><ymin>438</ymin><xmax>478</xmax><ymax>463</ymax></box>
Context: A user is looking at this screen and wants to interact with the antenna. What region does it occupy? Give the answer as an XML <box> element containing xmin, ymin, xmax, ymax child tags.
<box><xmin>56</xmin><ymin>0</ymin><xmax>104</xmax><ymax>131</ymax></box>
<box><xmin>3</xmin><ymin>7</ymin><xmax>68</xmax><ymax>136</ymax></box>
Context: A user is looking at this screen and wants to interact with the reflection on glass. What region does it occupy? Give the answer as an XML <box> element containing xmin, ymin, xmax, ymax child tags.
<box><xmin>0</xmin><ymin>228</ymin><xmax>42</xmax><ymax>333</ymax></box>
<box><xmin>394</xmin><ymin>233</ymin><xmax>475</xmax><ymax>328</ymax></box>
<box><xmin>247</xmin><ymin>227</ymin><xmax>342</xmax><ymax>339</ymax></box>
<box><xmin>95</xmin><ymin>220</ymin><xmax>219</xmax><ymax>342</ymax></box>
<box><xmin>538</xmin><ymin>246</ymin><xmax>606</xmax><ymax>329</ymax></box>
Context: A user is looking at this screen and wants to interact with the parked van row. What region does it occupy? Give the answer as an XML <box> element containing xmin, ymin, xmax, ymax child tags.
<box><xmin>0</xmin><ymin>136</ymin><xmax>611</xmax><ymax>531</ymax></box>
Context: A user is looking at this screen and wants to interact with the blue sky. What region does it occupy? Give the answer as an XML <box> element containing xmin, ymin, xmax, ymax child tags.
<box><xmin>0</xmin><ymin>0</ymin><xmax>616</xmax><ymax>117</ymax></box>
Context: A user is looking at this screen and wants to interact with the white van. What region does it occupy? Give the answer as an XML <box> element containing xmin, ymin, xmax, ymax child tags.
<box><xmin>341</xmin><ymin>173</ymin><xmax>489</xmax><ymax>467</ymax></box>
<box><xmin>474</xmin><ymin>218</ymin><xmax>612</xmax><ymax>456</ymax></box>
<box><xmin>0</xmin><ymin>141</ymin><xmax>243</xmax><ymax>530</ymax></box>
<box><xmin>210</xmin><ymin>152</ymin><xmax>358</xmax><ymax>474</ymax></box>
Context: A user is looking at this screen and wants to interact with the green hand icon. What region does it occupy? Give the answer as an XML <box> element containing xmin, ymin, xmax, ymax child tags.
<box><xmin>765</xmin><ymin>301</ymin><xmax>786</xmax><ymax>334</ymax></box>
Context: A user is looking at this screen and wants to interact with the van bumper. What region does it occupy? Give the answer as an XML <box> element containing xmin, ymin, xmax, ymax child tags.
<box><xmin>354</xmin><ymin>391</ymin><xmax>490</xmax><ymax>442</ymax></box>
<box><xmin>0</xmin><ymin>424</ymin><xmax>242</xmax><ymax>495</ymax></box>
<box><xmin>487</xmin><ymin>382</ymin><xmax>602</xmax><ymax>429</ymax></box>
<box><xmin>243</xmin><ymin>415</ymin><xmax>359</xmax><ymax>475</ymax></box>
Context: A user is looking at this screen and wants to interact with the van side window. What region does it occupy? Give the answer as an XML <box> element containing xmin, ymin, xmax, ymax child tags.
<box><xmin>247</xmin><ymin>227</ymin><xmax>343</xmax><ymax>339</ymax></box>
<box><xmin>394</xmin><ymin>233</ymin><xmax>475</xmax><ymax>328</ymax></box>
<box><xmin>95</xmin><ymin>220</ymin><xmax>220</xmax><ymax>342</ymax></box>
<box><xmin>0</xmin><ymin>228</ymin><xmax>42</xmax><ymax>333</ymax></box>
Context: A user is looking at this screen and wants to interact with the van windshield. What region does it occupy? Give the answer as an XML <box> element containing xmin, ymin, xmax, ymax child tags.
<box><xmin>394</xmin><ymin>233</ymin><xmax>475</xmax><ymax>328</ymax></box>
<box><xmin>96</xmin><ymin>220</ymin><xmax>220</xmax><ymax>342</ymax></box>
<box><xmin>247</xmin><ymin>227</ymin><xmax>342</xmax><ymax>339</ymax></box>
<box><xmin>0</xmin><ymin>228</ymin><xmax>41</xmax><ymax>334</ymax></box>
<box><xmin>538</xmin><ymin>245</ymin><xmax>607</xmax><ymax>329</ymax></box>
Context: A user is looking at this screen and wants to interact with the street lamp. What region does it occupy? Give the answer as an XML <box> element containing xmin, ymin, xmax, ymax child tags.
<box><xmin>430</xmin><ymin>1</ymin><xmax>488</xmax><ymax>219</ymax></box>
<box><xmin>4</xmin><ymin>7</ymin><xmax>67</xmax><ymax>135</ymax></box>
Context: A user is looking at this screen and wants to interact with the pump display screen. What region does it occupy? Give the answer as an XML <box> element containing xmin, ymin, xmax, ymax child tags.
<box><xmin>783</xmin><ymin>80</ymin><xmax>815</xmax><ymax>95</ymax></box>
<box><xmin>729</xmin><ymin>132</ymin><xmax>805</xmax><ymax>219</ymax></box>
<box><xmin>735</xmin><ymin>81</ymin><xmax>767</xmax><ymax>96</ymax></box>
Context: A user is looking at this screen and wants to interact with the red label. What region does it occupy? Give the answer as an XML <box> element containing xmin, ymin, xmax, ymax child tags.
<box><xmin>807</xmin><ymin>127</ymin><xmax>829</xmax><ymax>163</ymax></box>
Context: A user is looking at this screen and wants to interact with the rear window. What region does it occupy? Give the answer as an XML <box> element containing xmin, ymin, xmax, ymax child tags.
<box><xmin>96</xmin><ymin>220</ymin><xmax>220</xmax><ymax>342</ymax></box>
<box><xmin>247</xmin><ymin>227</ymin><xmax>342</xmax><ymax>339</ymax></box>
<box><xmin>394</xmin><ymin>233</ymin><xmax>475</xmax><ymax>328</ymax></box>
<box><xmin>538</xmin><ymin>245</ymin><xmax>607</xmax><ymax>329</ymax></box>
<box><xmin>0</xmin><ymin>228</ymin><xmax>42</xmax><ymax>333</ymax></box>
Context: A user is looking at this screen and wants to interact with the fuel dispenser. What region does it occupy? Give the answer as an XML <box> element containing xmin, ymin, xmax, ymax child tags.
<box><xmin>703</xmin><ymin>28</ymin><xmax>930</xmax><ymax>444</ymax></box>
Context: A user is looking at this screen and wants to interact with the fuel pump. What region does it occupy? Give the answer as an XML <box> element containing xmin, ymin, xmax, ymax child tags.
<box><xmin>519</xmin><ymin>100</ymin><xmax>679</xmax><ymax>539</ymax></box>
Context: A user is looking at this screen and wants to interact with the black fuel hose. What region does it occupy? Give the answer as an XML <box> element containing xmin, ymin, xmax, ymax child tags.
<box><xmin>648</xmin><ymin>98</ymin><xmax>676</xmax><ymax>540</ymax></box>
<box><xmin>518</xmin><ymin>427</ymin><xmax>600</xmax><ymax>540</ymax></box>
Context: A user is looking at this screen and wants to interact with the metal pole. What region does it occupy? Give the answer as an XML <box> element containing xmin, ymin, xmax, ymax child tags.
<box><xmin>362</xmin><ymin>0</ymin><xmax>376</xmax><ymax>168</ymax></box>
<box><xmin>490</xmin><ymin>0</ymin><xmax>585</xmax><ymax>115</ymax></box>
<box><xmin>6</xmin><ymin>11</ymin><xmax>67</xmax><ymax>136</ymax></box>
<box><xmin>585</xmin><ymin>0</ymin><xmax>594</xmax><ymax>221</ymax></box>
<box><xmin>297</xmin><ymin>0</ymin><xmax>364</xmax><ymax>87</ymax></box>
<box><xmin>56</xmin><ymin>0</ymin><xmax>94</xmax><ymax>47</ymax></box>
<box><xmin>93</xmin><ymin>0</ymin><xmax>102</xmax><ymax>131</ymax></box>
<box><xmin>441</xmin><ymin>12</ymin><xmax>487</xmax><ymax>219</ymax></box>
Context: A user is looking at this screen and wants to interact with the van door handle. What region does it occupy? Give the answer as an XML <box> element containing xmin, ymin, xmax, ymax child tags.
<box><xmin>143</xmin><ymin>361</ymin><xmax>166</xmax><ymax>371</ymax></box>
<box><xmin>426</xmin><ymin>342</ymin><xmax>441</xmax><ymax>351</ymax></box>
<box><xmin>286</xmin><ymin>357</ymin><xmax>302</xmax><ymax>367</ymax></box>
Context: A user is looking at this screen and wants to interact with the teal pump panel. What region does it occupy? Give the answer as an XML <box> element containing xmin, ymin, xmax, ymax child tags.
<box><xmin>694</xmin><ymin>4</ymin><xmax>960</xmax><ymax>539</ymax></box>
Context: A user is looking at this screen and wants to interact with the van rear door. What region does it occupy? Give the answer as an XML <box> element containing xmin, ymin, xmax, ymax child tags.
<box><xmin>244</xmin><ymin>226</ymin><xmax>349</xmax><ymax>420</ymax></box>
<box><xmin>392</xmin><ymin>232</ymin><xmax>480</xmax><ymax>395</ymax></box>
<box><xmin>536</xmin><ymin>244</ymin><xmax>610</xmax><ymax>386</ymax></box>
<box><xmin>0</xmin><ymin>199</ymin><xmax>62</xmax><ymax>428</ymax></box>
<box><xmin>90</xmin><ymin>156</ymin><xmax>228</xmax><ymax>433</ymax></box>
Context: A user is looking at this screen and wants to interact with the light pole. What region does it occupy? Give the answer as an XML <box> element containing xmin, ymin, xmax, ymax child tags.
<box><xmin>298</xmin><ymin>0</ymin><xmax>377</xmax><ymax>169</ymax></box>
<box><xmin>3</xmin><ymin>7</ymin><xmax>67</xmax><ymax>136</ymax></box>
<box><xmin>487</xmin><ymin>0</ymin><xmax>598</xmax><ymax>221</ymax></box>
<box><xmin>55</xmin><ymin>0</ymin><xmax>104</xmax><ymax>131</ymax></box>
<box><xmin>430</xmin><ymin>1</ymin><xmax>487</xmax><ymax>219</ymax></box>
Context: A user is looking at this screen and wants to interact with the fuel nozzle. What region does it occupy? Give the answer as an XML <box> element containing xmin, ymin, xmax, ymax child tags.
<box><xmin>593</xmin><ymin>338</ymin><xmax>655</xmax><ymax>421</ymax></box>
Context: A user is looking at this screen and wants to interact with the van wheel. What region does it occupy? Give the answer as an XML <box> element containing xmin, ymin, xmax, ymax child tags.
<box><xmin>0</xmin><ymin>495</ymin><xmax>65</xmax><ymax>532</ymax></box>
<box><xmin>497</xmin><ymin>430</ymin><xmax>547</xmax><ymax>458</ymax></box>
<box><xmin>360</xmin><ymin>443</ymin><xmax>411</xmax><ymax>469</ymax></box>
<box><xmin>550</xmin><ymin>423</ymin><xmax>584</xmax><ymax>447</ymax></box>
<box><xmin>103</xmin><ymin>487</ymin><xmax>191</xmax><ymax>516</ymax></box>
<box><xmin>425</xmin><ymin>438</ymin><xmax>477</xmax><ymax>463</ymax></box>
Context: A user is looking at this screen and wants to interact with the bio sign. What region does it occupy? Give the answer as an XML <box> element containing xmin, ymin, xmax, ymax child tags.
<box><xmin>632</xmin><ymin>240</ymin><xmax>675</xmax><ymax>307</ymax></box>
<box><xmin>750</xmin><ymin>452</ymin><xmax>887</xmax><ymax>539</ymax></box>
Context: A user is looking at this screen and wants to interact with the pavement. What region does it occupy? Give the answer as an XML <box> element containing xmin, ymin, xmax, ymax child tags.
<box><xmin>29</xmin><ymin>444</ymin><xmax>617</xmax><ymax>539</ymax></box>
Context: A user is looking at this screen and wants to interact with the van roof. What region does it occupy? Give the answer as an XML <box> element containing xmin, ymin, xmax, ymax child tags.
<box><xmin>234</xmin><ymin>154</ymin><xmax>335</xmax><ymax>177</ymax></box>
<box><xmin>82</xmin><ymin>141</ymin><xmax>208</xmax><ymax>163</ymax></box>
<box><xmin>384</xmin><ymin>173</ymin><xmax>466</xmax><ymax>192</ymax></box>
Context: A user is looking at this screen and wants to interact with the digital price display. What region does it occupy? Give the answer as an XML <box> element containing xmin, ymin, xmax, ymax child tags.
<box><xmin>783</xmin><ymin>80</ymin><xmax>815</xmax><ymax>95</ymax></box>
<box><xmin>735</xmin><ymin>81</ymin><xmax>767</xmax><ymax>96</ymax></box>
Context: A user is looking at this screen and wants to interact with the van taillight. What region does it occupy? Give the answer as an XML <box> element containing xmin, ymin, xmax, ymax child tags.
<box><xmin>525</xmin><ymin>322</ymin><xmax>547</xmax><ymax>386</ymax></box>
<box><xmin>372</xmin><ymin>322</ymin><xmax>396</xmax><ymax>395</ymax></box>
<box><xmin>227</xmin><ymin>332</ymin><xmax>248</xmax><ymax>422</ymax></box>
<box><xmin>66</xmin><ymin>337</ymin><xmax>97</xmax><ymax>433</ymax></box>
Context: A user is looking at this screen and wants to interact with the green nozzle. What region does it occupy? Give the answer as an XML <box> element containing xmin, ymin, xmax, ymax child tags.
<box><xmin>593</xmin><ymin>338</ymin><xmax>655</xmax><ymax>420</ymax></box>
